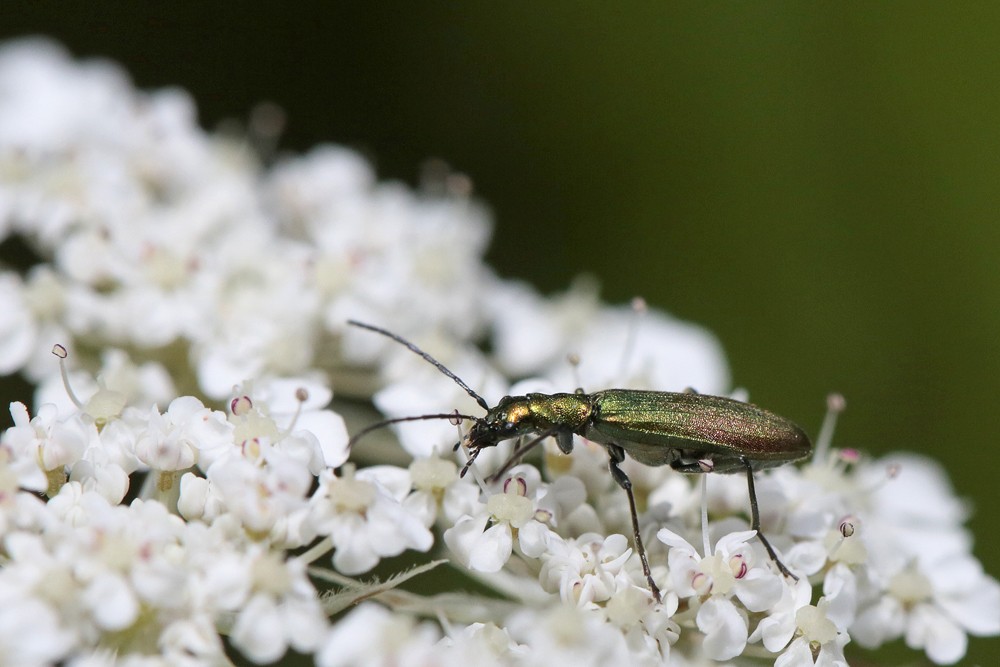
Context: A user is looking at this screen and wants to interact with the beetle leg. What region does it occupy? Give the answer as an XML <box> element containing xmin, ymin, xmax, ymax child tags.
<box><xmin>485</xmin><ymin>429</ymin><xmax>557</xmax><ymax>483</ymax></box>
<box><xmin>742</xmin><ymin>456</ymin><xmax>797</xmax><ymax>580</ymax></box>
<box><xmin>554</xmin><ymin>430</ymin><xmax>574</xmax><ymax>455</ymax></box>
<box><xmin>607</xmin><ymin>444</ymin><xmax>662</xmax><ymax>603</ymax></box>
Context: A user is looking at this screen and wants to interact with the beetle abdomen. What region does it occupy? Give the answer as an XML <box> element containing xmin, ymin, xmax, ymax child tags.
<box><xmin>586</xmin><ymin>389</ymin><xmax>811</xmax><ymax>471</ymax></box>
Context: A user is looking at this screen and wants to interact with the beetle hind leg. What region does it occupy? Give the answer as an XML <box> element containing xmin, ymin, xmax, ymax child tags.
<box><xmin>742</xmin><ymin>456</ymin><xmax>797</xmax><ymax>580</ymax></box>
<box><xmin>607</xmin><ymin>444</ymin><xmax>662</xmax><ymax>603</ymax></box>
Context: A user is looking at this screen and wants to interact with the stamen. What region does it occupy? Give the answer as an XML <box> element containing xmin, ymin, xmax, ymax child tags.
<box><xmin>51</xmin><ymin>344</ymin><xmax>83</xmax><ymax>409</ymax></box>
<box><xmin>691</xmin><ymin>571</ymin><xmax>712</xmax><ymax>596</ymax></box>
<box><xmin>701</xmin><ymin>475</ymin><xmax>712</xmax><ymax>558</ymax></box>
<box><xmin>838</xmin><ymin>448</ymin><xmax>860</xmax><ymax>465</ymax></box>
<box><xmin>863</xmin><ymin>462</ymin><xmax>902</xmax><ymax>495</ymax></box>
<box><xmin>231</xmin><ymin>395</ymin><xmax>253</xmax><ymax>416</ymax></box>
<box><xmin>277</xmin><ymin>387</ymin><xmax>308</xmax><ymax>439</ymax></box>
<box><xmin>618</xmin><ymin>296</ymin><xmax>647</xmax><ymax>379</ymax></box>
<box><xmin>567</xmin><ymin>352</ymin><xmax>583</xmax><ymax>392</ymax></box>
<box><xmin>812</xmin><ymin>392</ymin><xmax>846</xmax><ymax>464</ymax></box>
<box><xmin>729</xmin><ymin>554</ymin><xmax>748</xmax><ymax>579</ymax></box>
<box><xmin>502</xmin><ymin>475</ymin><xmax>528</xmax><ymax>497</ymax></box>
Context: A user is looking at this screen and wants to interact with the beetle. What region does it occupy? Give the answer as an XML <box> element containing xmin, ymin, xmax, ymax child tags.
<box><xmin>346</xmin><ymin>320</ymin><xmax>812</xmax><ymax>603</ymax></box>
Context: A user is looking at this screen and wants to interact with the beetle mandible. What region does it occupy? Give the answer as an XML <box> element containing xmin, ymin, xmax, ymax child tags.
<box><xmin>346</xmin><ymin>320</ymin><xmax>812</xmax><ymax>603</ymax></box>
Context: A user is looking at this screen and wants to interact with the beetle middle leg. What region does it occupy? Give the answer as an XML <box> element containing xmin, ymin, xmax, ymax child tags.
<box><xmin>607</xmin><ymin>443</ymin><xmax>662</xmax><ymax>603</ymax></box>
<box><xmin>742</xmin><ymin>456</ymin><xmax>797</xmax><ymax>579</ymax></box>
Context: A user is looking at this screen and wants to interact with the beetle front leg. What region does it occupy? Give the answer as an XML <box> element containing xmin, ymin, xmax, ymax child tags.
<box><xmin>485</xmin><ymin>428</ymin><xmax>558</xmax><ymax>483</ymax></box>
<box><xmin>607</xmin><ymin>444</ymin><xmax>662</xmax><ymax>603</ymax></box>
<box><xmin>742</xmin><ymin>456</ymin><xmax>797</xmax><ymax>580</ymax></box>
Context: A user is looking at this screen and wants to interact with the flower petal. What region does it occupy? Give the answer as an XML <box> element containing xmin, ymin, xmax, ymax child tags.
<box><xmin>697</xmin><ymin>597</ymin><xmax>748</xmax><ymax>661</ymax></box>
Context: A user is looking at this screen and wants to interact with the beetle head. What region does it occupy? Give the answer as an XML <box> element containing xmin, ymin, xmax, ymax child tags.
<box><xmin>460</xmin><ymin>396</ymin><xmax>533</xmax><ymax>477</ymax></box>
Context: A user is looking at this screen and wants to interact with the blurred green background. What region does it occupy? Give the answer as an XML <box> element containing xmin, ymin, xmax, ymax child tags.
<box><xmin>3</xmin><ymin>3</ymin><xmax>998</xmax><ymax>662</ymax></box>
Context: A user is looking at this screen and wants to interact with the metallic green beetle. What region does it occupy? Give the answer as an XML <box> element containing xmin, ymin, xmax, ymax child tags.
<box><xmin>347</xmin><ymin>321</ymin><xmax>812</xmax><ymax>603</ymax></box>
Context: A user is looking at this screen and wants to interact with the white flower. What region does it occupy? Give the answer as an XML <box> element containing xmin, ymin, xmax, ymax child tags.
<box><xmin>438</xmin><ymin>621</ymin><xmax>524</xmax><ymax>666</ymax></box>
<box><xmin>227</xmin><ymin>378</ymin><xmax>349</xmax><ymax>471</ymax></box>
<box><xmin>191</xmin><ymin>233</ymin><xmax>322</xmax><ymax>399</ymax></box>
<box><xmin>444</xmin><ymin>472</ymin><xmax>553</xmax><ymax>572</ymax></box>
<box><xmin>485</xmin><ymin>277</ymin><xmax>602</xmax><ymax>377</ymax></box>
<box><xmin>774</xmin><ymin>599</ymin><xmax>850</xmax><ymax>667</ymax></box>
<box><xmin>0</xmin><ymin>267</ymin><xmax>71</xmax><ymax>382</ymax></box>
<box><xmin>201</xmin><ymin>454</ymin><xmax>313</xmax><ymax>538</ymax></box>
<box><xmin>0</xmin><ymin>273</ymin><xmax>38</xmax><ymax>375</ymax></box>
<box><xmin>862</xmin><ymin>453</ymin><xmax>972</xmax><ymax>567</ymax></box>
<box><xmin>1</xmin><ymin>401</ymin><xmax>94</xmax><ymax>493</ymax></box>
<box><xmin>657</xmin><ymin>527</ymin><xmax>785</xmax><ymax>660</ymax></box>
<box><xmin>0</xmin><ymin>580</ymin><xmax>76</xmax><ymax>666</ymax></box>
<box><xmin>540</xmin><ymin>303</ymin><xmax>731</xmax><ymax>396</ymax></box>
<box><xmin>315</xmin><ymin>602</ymin><xmax>441</xmax><ymax>667</ymax></box>
<box><xmin>405</xmin><ymin>454</ymin><xmax>480</xmax><ymax>526</ymax></box>
<box><xmin>749</xmin><ymin>575</ymin><xmax>815</xmax><ymax>653</ymax></box>
<box><xmin>371</xmin><ymin>341</ymin><xmax>509</xmax><ymax>458</ymax></box>
<box><xmin>157</xmin><ymin>615</ymin><xmax>227</xmax><ymax>666</ymax></box>
<box><xmin>309</xmin><ymin>466</ymin><xmax>433</xmax><ymax>574</ymax></box>
<box><xmin>851</xmin><ymin>554</ymin><xmax>1000</xmax><ymax>665</ymax></box>
<box><xmin>504</xmin><ymin>604</ymin><xmax>634</xmax><ymax>667</ymax></box>
<box><xmin>229</xmin><ymin>551</ymin><xmax>328</xmax><ymax>664</ymax></box>
<box><xmin>267</xmin><ymin>146</ymin><xmax>494</xmax><ymax>346</ymax></box>
<box><xmin>133</xmin><ymin>398</ymin><xmax>204</xmax><ymax>472</ymax></box>
<box><xmin>539</xmin><ymin>532</ymin><xmax>634</xmax><ymax>605</ymax></box>
<box><xmin>605</xmin><ymin>578</ymin><xmax>680</xmax><ymax>662</ymax></box>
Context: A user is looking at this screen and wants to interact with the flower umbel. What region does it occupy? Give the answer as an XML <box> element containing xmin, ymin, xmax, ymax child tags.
<box><xmin>0</xmin><ymin>38</ymin><xmax>996</xmax><ymax>666</ymax></box>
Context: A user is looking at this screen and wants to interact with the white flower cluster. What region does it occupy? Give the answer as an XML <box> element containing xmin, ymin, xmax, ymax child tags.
<box><xmin>0</xmin><ymin>39</ymin><xmax>997</xmax><ymax>666</ymax></box>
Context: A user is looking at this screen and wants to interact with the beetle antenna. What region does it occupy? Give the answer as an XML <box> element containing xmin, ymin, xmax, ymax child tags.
<box><xmin>347</xmin><ymin>320</ymin><xmax>490</xmax><ymax>411</ymax></box>
<box><xmin>348</xmin><ymin>412</ymin><xmax>479</xmax><ymax>449</ymax></box>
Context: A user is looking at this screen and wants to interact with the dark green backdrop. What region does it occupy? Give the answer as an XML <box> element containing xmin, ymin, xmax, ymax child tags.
<box><xmin>3</xmin><ymin>4</ymin><xmax>997</xmax><ymax>662</ymax></box>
